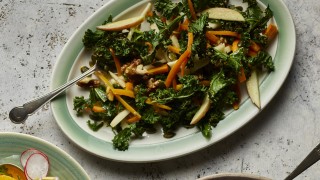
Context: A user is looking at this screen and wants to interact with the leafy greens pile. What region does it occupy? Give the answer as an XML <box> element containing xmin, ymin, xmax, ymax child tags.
<box><xmin>74</xmin><ymin>0</ymin><xmax>277</xmax><ymax>151</ymax></box>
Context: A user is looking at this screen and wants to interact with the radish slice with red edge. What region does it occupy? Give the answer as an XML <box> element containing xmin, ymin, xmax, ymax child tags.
<box><xmin>24</xmin><ymin>152</ymin><xmax>50</xmax><ymax>179</ymax></box>
<box><xmin>20</xmin><ymin>148</ymin><xmax>48</xmax><ymax>168</ymax></box>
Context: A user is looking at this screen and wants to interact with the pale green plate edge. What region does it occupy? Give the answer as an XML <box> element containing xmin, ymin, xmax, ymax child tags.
<box><xmin>50</xmin><ymin>0</ymin><xmax>296</xmax><ymax>162</ymax></box>
<box><xmin>0</xmin><ymin>132</ymin><xmax>89</xmax><ymax>179</ymax></box>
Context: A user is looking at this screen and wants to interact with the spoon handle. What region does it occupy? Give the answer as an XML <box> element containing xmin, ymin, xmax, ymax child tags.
<box><xmin>9</xmin><ymin>64</ymin><xmax>97</xmax><ymax>124</ymax></box>
<box><xmin>284</xmin><ymin>143</ymin><xmax>320</xmax><ymax>180</ymax></box>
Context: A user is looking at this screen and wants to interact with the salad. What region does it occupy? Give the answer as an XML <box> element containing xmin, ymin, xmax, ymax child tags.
<box><xmin>73</xmin><ymin>0</ymin><xmax>278</xmax><ymax>151</ymax></box>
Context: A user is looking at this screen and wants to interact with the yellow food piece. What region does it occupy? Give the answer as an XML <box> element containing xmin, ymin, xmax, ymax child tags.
<box><xmin>0</xmin><ymin>164</ymin><xmax>26</xmax><ymax>180</ymax></box>
<box><xmin>0</xmin><ymin>175</ymin><xmax>17</xmax><ymax>180</ymax></box>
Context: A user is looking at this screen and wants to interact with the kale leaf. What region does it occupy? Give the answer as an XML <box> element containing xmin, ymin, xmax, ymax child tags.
<box><xmin>73</xmin><ymin>96</ymin><xmax>88</xmax><ymax>116</ymax></box>
<box><xmin>149</xmin><ymin>75</ymin><xmax>206</xmax><ymax>104</ymax></box>
<box><xmin>112</xmin><ymin>124</ymin><xmax>145</xmax><ymax>151</ymax></box>
<box><xmin>154</xmin><ymin>0</ymin><xmax>183</xmax><ymax>19</ymax></box>
<box><xmin>87</xmin><ymin>120</ymin><xmax>104</xmax><ymax>132</ymax></box>
<box><xmin>208</xmin><ymin>71</ymin><xmax>237</xmax><ymax>106</ymax></box>
<box><xmin>246</xmin><ymin>50</ymin><xmax>274</xmax><ymax>71</ymax></box>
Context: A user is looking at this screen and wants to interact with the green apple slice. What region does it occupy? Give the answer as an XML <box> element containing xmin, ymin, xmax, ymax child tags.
<box><xmin>97</xmin><ymin>16</ymin><xmax>145</xmax><ymax>31</ymax></box>
<box><xmin>246</xmin><ymin>69</ymin><xmax>261</xmax><ymax>109</ymax></box>
<box><xmin>190</xmin><ymin>94</ymin><xmax>210</xmax><ymax>125</ymax></box>
<box><xmin>97</xmin><ymin>2</ymin><xmax>151</xmax><ymax>31</ymax></box>
<box><xmin>202</xmin><ymin>7</ymin><xmax>245</xmax><ymax>22</ymax></box>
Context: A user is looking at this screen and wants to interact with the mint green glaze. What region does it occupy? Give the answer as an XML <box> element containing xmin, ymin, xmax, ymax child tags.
<box><xmin>50</xmin><ymin>0</ymin><xmax>295</xmax><ymax>162</ymax></box>
<box><xmin>0</xmin><ymin>132</ymin><xmax>89</xmax><ymax>179</ymax></box>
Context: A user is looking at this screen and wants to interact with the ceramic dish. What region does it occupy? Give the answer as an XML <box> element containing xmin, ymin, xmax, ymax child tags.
<box><xmin>198</xmin><ymin>173</ymin><xmax>271</xmax><ymax>180</ymax></box>
<box><xmin>0</xmin><ymin>132</ymin><xmax>89</xmax><ymax>179</ymax></box>
<box><xmin>51</xmin><ymin>0</ymin><xmax>295</xmax><ymax>162</ymax></box>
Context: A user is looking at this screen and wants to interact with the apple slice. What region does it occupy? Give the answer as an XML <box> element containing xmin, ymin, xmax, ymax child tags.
<box><xmin>97</xmin><ymin>2</ymin><xmax>151</xmax><ymax>31</ymax></box>
<box><xmin>97</xmin><ymin>16</ymin><xmax>144</xmax><ymax>31</ymax></box>
<box><xmin>202</xmin><ymin>7</ymin><xmax>245</xmax><ymax>22</ymax></box>
<box><xmin>110</xmin><ymin>109</ymin><xmax>130</xmax><ymax>127</ymax></box>
<box><xmin>190</xmin><ymin>94</ymin><xmax>210</xmax><ymax>125</ymax></box>
<box><xmin>246</xmin><ymin>69</ymin><xmax>261</xmax><ymax>109</ymax></box>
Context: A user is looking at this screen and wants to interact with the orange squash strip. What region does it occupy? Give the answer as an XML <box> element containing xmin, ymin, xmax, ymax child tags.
<box><xmin>127</xmin><ymin>115</ymin><xmax>141</xmax><ymax>123</ymax></box>
<box><xmin>165</xmin><ymin>32</ymin><xmax>193</xmax><ymax>87</ymax></box>
<box><xmin>248</xmin><ymin>50</ymin><xmax>258</xmax><ymax>57</ymax></box>
<box><xmin>172</xmin><ymin>77</ymin><xmax>177</xmax><ymax>90</ymax></box>
<box><xmin>231</xmin><ymin>40</ymin><xmax>246</xmax><ymax>83</ymax></box>
<box><xmin>145</xmin><ymin>42</ymin><xmax>153</xmax><ymax>52</ymax></box>
<box><xmin>205</xmin><ymin>31</ymin><xmax>219</xmax><ymax>44</ymax></box>
<box><xmin>206</xmin><ymin>30</ymin><xmax>240</xmax><ymax>38</ymax></box>
<box><xmin>165</xmin><ymin>49</ymin><xmax>191</xmax><ymax>87</ymax></box>
<box><xmin>95</xmin><ymin>71</ymin><xmax>114</xmax><ymax>89</ymax></box>
<box><xmin>145</xmin><ymin>98</ymin><xmax>172</xmax><ymax>110</ymax></box>
<box><xmin>168</xmin><ymin>45</ymin><xmax>181</xmax><ymax>54</ymax></box>
<box><xmin>180</xmin><ymin>18</ymin><xmax>190</xmax><ymax>31</ymax></box>
<box><xmin>231</xmin><ymin>39</ymin><xmax>240</xmax><ymax>52</ymax></box>
<box><xmin>125</xmin><ymin>82</ymin><xmax>134</xmax><ymax>91</ymax></box>
<box><xmin>155</xmin><ymin>104</ymin><xmax>172</xmax><ymax>110</ymax></box>
<box><xmin>181</xmin><ymin>60</ymin><xmax>187</xmax><ymax>77</ymax></box>
<box><xmin>115</xmin><ymin>95</ymin><xmax>141</xmax><ymax>118</ymax></box>
<box><xmin>187</xmin><ymin>32</ymin><xmax>194</xmax><ymax>51</ymax></box>
<box><xmin>249</xmin><ymin>41</ymin><xmax>261</xmax><ymax>52</ymax></box>
<box><xmin>238</xmin><ymin>67</ymin><xmax>246</xmax><ymax>83</ymax></box>
<box><xmin>95</xmin><ymin>71</ymin><xmax>141</xmax><ymax>118</ymax></box>
<box><xmin>147</xmin><ymin>64</ymin><xmax>169</xmax><ymax>75</ymax></box>
<box><xmin>109</xmin><ymin>48</ymin><xmax>122</xmax><ymax>76</ymax></box>
<box><xmin>187</xmin><ymin>0</ymin><xmax>197</xmax><ymax>20</ymax></box>
<box><xmin>112</xmin><ymin>89</ymin><xmax>135</xmax><ymax>98</ymax></box>
<box><xmin>92</xmin><ymin>105</ymin><xmax>106</xmax><ymax>113</ymax></box>
<box><xmin>264</xmin><ymin>24</ymin><xmax>278</xmax><ymax>41</ymax></box>
<box><xmin>146</xmin><ymin>10</ymin><xmax>153</xmax><ymax>17</ymax></box>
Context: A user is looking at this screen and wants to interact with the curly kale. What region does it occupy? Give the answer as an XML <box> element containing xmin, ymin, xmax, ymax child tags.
<box><xmin>149</xmin><ymin>75</ymin><xmax>206</xmax><ymax>104</ymax></box>
<box><xmin>112</xmin><ymin>124</ymin><xmax>145</xmax><ymax>151</ymax></box>
<box><xmin>242</xmin><ymin>3</ymin><xmax>273</xmax><ymax>48</ymax></box>
<box><xmin>197</xmin><ymin>107</ymin><xmax>224</xmax><ymax>138</ymax></box>
<box><xmin>82</xmin><ymin>15</ymin><xmax>113</xmax><ymax>49</ymax></box>
<box><xmin>73</xmin><ymin>96</ymin><xmax>88</xmax><ymax>116</ymax></box>
<box><xmin>154</xmin><ymin>0</ymin><xmax>183</xmax><ymax>19</ymax></box>
<box><xmin>208</xmin><ymin>71</ymin><xmax>237</xmax><ymax>106</ymax></box>
<box><xmin>76</xmin><ymin>0</ymin><xmax>277</xmax><ymax>151</ymax></box>
<box><xmin>246</xmin><ymin>51</ymin><xmax>275</xmax><ymax>71</ymax></box>
<box><xmin>87</xmin><ymin>120</ymin><xmax>104</xmax><ymax>132</ymax></box>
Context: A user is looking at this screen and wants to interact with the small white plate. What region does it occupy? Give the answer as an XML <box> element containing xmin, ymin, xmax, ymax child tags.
<box><xmin>51</xmin><ymin>0</ymin><xmax>295</xmax><ymax>162</ymax></box>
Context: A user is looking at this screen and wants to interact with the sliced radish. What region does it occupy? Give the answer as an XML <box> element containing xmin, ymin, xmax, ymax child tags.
<box><xmin>20</xmin><ymin>148</ymin><xmax>48</xmax><ymax>168</ymax></box>
<box><xmin>24</xmin><ymin>152</ymin><xmax>50</xmax><ymax>180</ymax></box>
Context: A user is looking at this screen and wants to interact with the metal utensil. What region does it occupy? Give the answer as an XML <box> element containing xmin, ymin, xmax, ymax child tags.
<box><xmin>9</xmin><ymin>64</ymin><xmax>98</xmax><ymax>124</ymax></box>
<box><xmin>284</xmin><ymin>142</ymin><xmax>320</xmax><ymax>180</ymax></box>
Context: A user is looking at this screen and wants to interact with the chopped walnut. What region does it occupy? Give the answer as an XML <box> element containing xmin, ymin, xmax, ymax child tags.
<box><xmin>147</xmin><ymin>78</ymin><xmax>161</xmax><ymax>91</ymax></box>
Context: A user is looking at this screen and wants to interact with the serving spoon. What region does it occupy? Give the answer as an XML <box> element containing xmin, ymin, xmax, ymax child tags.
<box><xmin>9</xmin><ymin>63</ymin><xmax>98</xmax><ymax>124</ymax></box>
<box><xmin>283</xmin><ymin>142</ymin><xmax>320</xmax><ymax>180</ymax></box>
<box><xmin>199</xmin><ymin>143</ymin><xmax>320</xmax><ymax>180</ymax></box>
